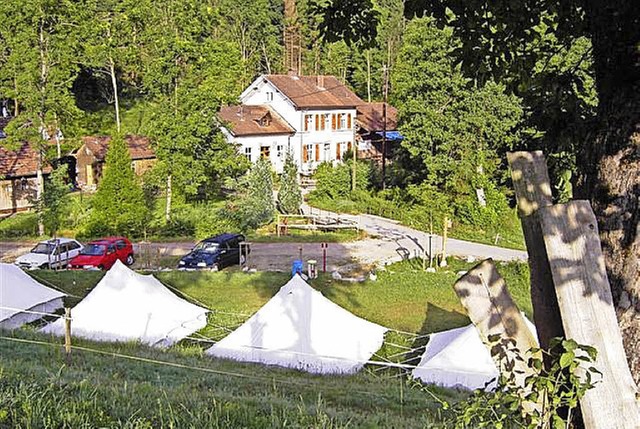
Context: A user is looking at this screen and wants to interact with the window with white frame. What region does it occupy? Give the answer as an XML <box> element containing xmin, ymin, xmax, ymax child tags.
<box><xmin>323</xmin><ymin>114</ymin><xmax>330</xmax><ymax>130</ymax></box>
<box><xmin>304</xmin><ymin>114</ymin><xmax>314</xmax><ymax>132</ymax></box>
<box><xmin>276</xmin><ymin>144</ymin><xmax>284</xmax><ymax>159</ymax></box>
<box><xmin>244</xmin><ymin>146</ymin><xmax>252</xmax><ymax>161</ymax></box>
<box><xmin>339</xmin><ymin>113</ymin><xmax>347</xmax><ymax>130</ymax></box>
<box><xmin>266</xmin><ymin>91</ymin><xmax>274</xmax><ymax>102</ymax></box>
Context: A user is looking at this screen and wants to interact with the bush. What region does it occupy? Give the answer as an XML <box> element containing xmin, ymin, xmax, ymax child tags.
<box><xmin>313</xmin><ymin>160</ymin><xmax>374</xmax><ymax>200</ymax></box>
<box><xmin>237</xmin><ymin>158</ymin><xmax>275</xmax><ymax>230</ymax></box>
<box><xmin>453</xmin><ymin>182</ymin><xmax>510</xmax><ymax>229</ymax></box>
<box><xmin>277</xmin><ymin>152</ymin><xmax>302</xmax><ymax>214</ymax></box>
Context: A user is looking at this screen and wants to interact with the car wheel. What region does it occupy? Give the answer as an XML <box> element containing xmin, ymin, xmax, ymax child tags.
<box><xmin>125</xmin><ymin>254</ymin><xmax>135</xmax><ymax>266</ymax></box>
<box><xmin>98</xmin><ymin>265</ymin><xmax>104</xmax><ymax>271</ymax></box>
<box><xmin>211</xmin><ymin>263</ymin><xmax>219</xmax><ymax>272</ymax></box>
<box><xmin>39</xmin><ymin>263</ymin><xmax>50</xmax><ymax>270</ymax></box>
<box><xmin>239</xmin><ymin>254</ymin><xmax>246</xmax><ymax>265</ymax></box>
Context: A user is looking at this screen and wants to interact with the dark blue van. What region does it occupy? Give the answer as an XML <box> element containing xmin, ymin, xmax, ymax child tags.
<box><xmin>178</xmin><ymin>233</ymin><xmax>246</xmax><ymax>270</ymax></box>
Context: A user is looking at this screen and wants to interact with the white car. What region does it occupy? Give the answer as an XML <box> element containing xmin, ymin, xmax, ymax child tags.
<box><xmin>14</xmin><ymin>238</ymin><xmax>84</xmax><ymax>270</ymax></box>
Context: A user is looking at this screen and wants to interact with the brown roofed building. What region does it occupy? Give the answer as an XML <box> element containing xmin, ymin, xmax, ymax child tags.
<box><xmin>0</xmin><ymin>143</ymin><xmax>51</xmax><ymax>214</ymax></box>
<box><xmin>233</xmin><ymin>74</ymin><xmax>362</xmax><ymax>174</ymax></box>
<box><xmin>263</xmin><ymin>75</ymin><xmax>364</xmax><ymax>109</ymax></box>
<box><xmin>75</xmin><ymin>135</ymin><xmax>156</xmax><ymax>190</ymax></box>
<box><xmin>355</xmin><ymin>102</ymin><xmax>402</xmax><ymax>163</ymax></box>
<box><xmin>219</xmin><ymin>105</ymin><xmax>295</xmax><ymax>137</ymax></box>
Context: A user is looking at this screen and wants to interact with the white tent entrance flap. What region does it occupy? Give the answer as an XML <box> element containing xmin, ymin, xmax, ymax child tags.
<box><xmin>41</xmin><ymin>260</ymin><xmax>208</xmax><ymax>347</ymax></box>
<box><xmin>206</xmin><ymin>275</ymin><xmax>388</xmax><ymax>374</ymax></box>
<box><xmin>0</xmin><ymin>263</ymin><xmax>66</xmax><ymax>329</ymax></box>
<box><xmin>412</xmin><ymin>317</ymin><xmax>537</xmax><ymax>391</ymax></box>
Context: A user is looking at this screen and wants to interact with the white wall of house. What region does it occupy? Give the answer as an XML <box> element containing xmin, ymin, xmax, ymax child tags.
<box><xmin>236</xmin><ymin>76</ymin><xmax>357</xmax><ymax>175</ymax></box>
<box><xmin>222</xmin><ymin>131</ymin><xmax>294</xmax><ymax>174</ymax></box>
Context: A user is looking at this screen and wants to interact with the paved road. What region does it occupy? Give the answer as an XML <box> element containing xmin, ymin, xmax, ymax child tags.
<box><xmin>0</xmin><ymin>209</ymin><xmax>526</xmax><ymax>272</ymax></box>
<box><xmin>302</xmin><ymin>204</ymin><xmax>528</xmax><ymax>266</ymax></box>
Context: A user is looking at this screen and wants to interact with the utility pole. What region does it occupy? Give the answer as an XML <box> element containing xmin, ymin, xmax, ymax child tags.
<box><xmin>381</xmin><ymin>64</ymin><xmax>389</xmax><ymax>190</ymax></box>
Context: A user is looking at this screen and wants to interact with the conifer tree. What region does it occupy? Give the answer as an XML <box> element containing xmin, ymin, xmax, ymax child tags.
<box><xmin>240</xmin><ymin>158</ymin><xmax>275</xmax><ymax>230</ymax></box>
<box><xmin>277</xmin><ymin>152</ymin><xmax>302</xmax><ymax>214</ymax></box>
<box><xmin>88</xmin><ymin>135</ymin><xmax>148</xmax><ymax>236</ymax></box>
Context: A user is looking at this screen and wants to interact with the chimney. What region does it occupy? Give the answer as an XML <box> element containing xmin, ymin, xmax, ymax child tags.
<box><xmin>317</xmin><ymin>75</ymin><xmax>324</xmax><ymax>89</ymax></box>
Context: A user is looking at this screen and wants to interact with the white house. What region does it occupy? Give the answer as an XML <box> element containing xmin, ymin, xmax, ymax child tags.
<box><xmin>219</xmin><ymin>74</ymin><xmax>363</xmax><ymax>174</ymax></box>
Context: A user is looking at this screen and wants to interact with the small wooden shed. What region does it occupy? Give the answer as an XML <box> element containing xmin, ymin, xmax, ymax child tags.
<box><xmin>0</xmin><ymin>143</ymin><xmax>51</xmax><ymax>214</ymax></box>
<box><xmin>75</xmin><ymin>135</ymin><xmax>156</xmax><ymax>190</ymax></box>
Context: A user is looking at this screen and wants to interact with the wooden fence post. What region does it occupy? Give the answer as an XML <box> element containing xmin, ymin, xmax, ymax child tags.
<box><xmin>538</xmin><ymin>201</ymin><xmax>640</xmax><ymax>428</ymax></box>
<box><xmin>507</xmin><ymin>151</ymin><xmax>564</xmax><ymax>352</ymax></box>
<box><xmin>440</xmin><ymin>216</ymin><xmax>449</xmax><ymax>267</ymax></box>
<box><xmin>454</xmin><ymin>259</ymin><xmax>540</xmax><ymax>388</ymax></box>
<box><xmin>64</xmin><ymin>307</ymin><xmax>72</xmax><ymax>365</ymax></box>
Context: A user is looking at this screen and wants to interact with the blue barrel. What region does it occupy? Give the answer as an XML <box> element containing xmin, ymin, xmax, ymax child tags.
<box><xmin>292</xmin><ymin>259</ymin><xmax>304</xmax><ymax>276</ymax></box>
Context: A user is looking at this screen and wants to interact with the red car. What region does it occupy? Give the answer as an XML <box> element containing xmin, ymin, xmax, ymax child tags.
<box><xmin>69</xmin><ymin>237</ymin><xmax>135</xmax><ymax>270</ymax></box>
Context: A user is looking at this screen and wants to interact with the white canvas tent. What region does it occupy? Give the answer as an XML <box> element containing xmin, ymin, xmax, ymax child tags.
<box><xmin>41</xmin><ymin>260</ymin><xmax>208</xmax><ymax>347</ymax></box>
<box><xmin>0</xmin><ymin>263</ymin><xmax>66</xmax><ymax>329</ymax></box>
<box><xmin>412</xmin><ymin>318</ymin><xmax>537</xmax><ymax>390</ymax></box>
<box><xmin>206</xmin><ymin>275</ymin><xmax>388</xmax><ymax>374</ymax></box>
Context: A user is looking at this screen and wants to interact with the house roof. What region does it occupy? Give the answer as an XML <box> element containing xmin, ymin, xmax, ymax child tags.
<box><xmin>265</xmin><ymin>75</ymin><xmax>364</xmax><ymax>109</ymax></box>
<box><xmin>0</xmin><ymin>143</ymin><xmax>51</xmax><ymax>179</ymax></box>
<box><xmin>356</xmin><ymin>102</ymin><xmax>398</xmax><ymax>133</ymax></box>
<box><xmin>219</xmin><ymin>105</ymin><xmax>295</xmax><ymax>137</ymax></box>
<box><xmin>81</xmin><ymin>135</ymin><xmax>155</xmax><ymax>161</ymax></box>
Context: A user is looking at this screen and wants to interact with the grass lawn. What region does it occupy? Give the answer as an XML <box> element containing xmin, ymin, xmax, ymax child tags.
<box><xmin>4</xmin><ymin>259</ymin><xmax>530</xmax><ymax>428</ymax></box>
<box><xmin>30</xmin><ymin>257</ymin><xmax>531</xmax><ymax>339</ymax></box>
<box><xmin>0</xmin><ymin>330</ymin><xmax>463</xmax><ymax>428</ymax></box>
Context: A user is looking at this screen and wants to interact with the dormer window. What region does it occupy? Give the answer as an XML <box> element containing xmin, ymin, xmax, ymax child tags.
<box><xmin>258</xmin><ymin>112</ymin><xmax>272</xmax><ymax>127</ymax></box>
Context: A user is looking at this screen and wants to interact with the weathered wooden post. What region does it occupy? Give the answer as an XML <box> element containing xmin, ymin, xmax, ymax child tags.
<box><xmin>507</xmin><ymin>151</ymin><xmax>564</xmax><ymax>351</ymax></box>
<box><xmin>64</xmin><ymin>307</ymin><xmax>72</xmax><ymax>365</ymax></box>
<box><xmin>454</xmin><ymin>259</ymin><xmax>540</xmax><ymax>387</ymax></box>
<box><xmin>440</xmin><ymin>216</ymin><xmax>449</xmax><ymax>267</ymax></box>
<box><xmin>538</xmin><ymin>201</ymin><xmax>640</xmax><ymax>428</ymax></box>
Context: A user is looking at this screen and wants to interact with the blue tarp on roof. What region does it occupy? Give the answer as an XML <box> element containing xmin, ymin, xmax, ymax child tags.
<box><xmin>374</xmin><ymin>131</ymin><xmax>404</xmax><ymax>141</ymax></box>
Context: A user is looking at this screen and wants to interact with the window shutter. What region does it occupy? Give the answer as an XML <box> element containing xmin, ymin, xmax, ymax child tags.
<box><xmin>336</xmin><ymin>143</ymin><xmax>341</xmax><ymax>160</ymax></box>
<box><xmin>347</xmin><ymin>113</ymin><xmax>352</xmax><ymax>129</ymax></box>
<box><xmin>321</xmin><ymin>115</ymin><xmax>325</xmax><ymax>131</ymax></box>
<box><xmin>332</xmin><ymin>114</ymin><xmax>336</xmax><ymax>130</ymax></box>
<box><xmin>315</xmin><ymin>115</ymin><xmax>319</xmax><ymax>131</ymax></box>
<box><xmin>303</xmin><ymin>145</ymin><xmax>308</xmax><ymax>162</ymax></box>
<box><xmin>315</xmin><ymin>144</ymin><xmax>320</xmax><ymax>161</ymax></box>
<box><xmin>347</xmin><ymin>142</ymin><xmax>352</xmax><ymax>153</ymax></box>
<box><xmin>304</xmin><ymin>116</ymin><xmax>309</xmax><ymax>132</ymax></box>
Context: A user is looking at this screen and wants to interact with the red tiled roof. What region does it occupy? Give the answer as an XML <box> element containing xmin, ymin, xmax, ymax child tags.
<box><xmin>265</xmin><ymin>75</ymin><xmax>364</xmax><ymax>109</ymax></box>
<box><xmin>219</xmin><ymin>105</ymin><xmax>295</xmax><ymax>137</ymax></box>
<box><xmin>81</xmin><ymin>135</ymin><xmax>155</xmax><ymax>161</ymax></box>
<box><xmin>356</xmin><ymin>102</ymin><xmax>398</xmax><ymax>132</ymax></box>
<box><xmin>0</xmin><ymin>143</ymin><xmax>51</xmax><ymax>178</ymax></box>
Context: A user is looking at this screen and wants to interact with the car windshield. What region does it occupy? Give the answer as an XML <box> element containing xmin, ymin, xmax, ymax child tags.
<box><xmin>192</xmin><ymin>242</ymin><xmax>220</xmax><ymax>253</ymax></box>
<box><xmin>31</xmin><ymin>243</ymin><xmax>54</xmax><ymax>254</ymax></box>
<box><xmin>80</xmin><ymin>244</ymin><xmax>106</xmax><ymax>256</ymax></box>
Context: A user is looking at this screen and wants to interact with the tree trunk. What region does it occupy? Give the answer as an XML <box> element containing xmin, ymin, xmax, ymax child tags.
<box><xmin>165</xmin><ymin>173</ymin><xmax>172</xmax><ymax>222</ymax></box>
<box><xmin>13</xmin><ymin>76</ymin><xmax>18</xmax><ymax>116</ymax></box>
<box><xmin>366</xmin><ymin>51</ymin><xmax>372</xmax><ymax>102</ymax></box>
<box><xmin>580</xmin><ymin>0</ymin><xmax>640</xmax><ymax>385</ymax></box>
<box><xmin>109</xmin><ymin>57</ymin><xmax>121</xmax><ymax>133</ymax></box>
<box><xmin>36</xmin><ymin>152</ymin><xmax>45</xmax><ymax>236</ymax></box>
